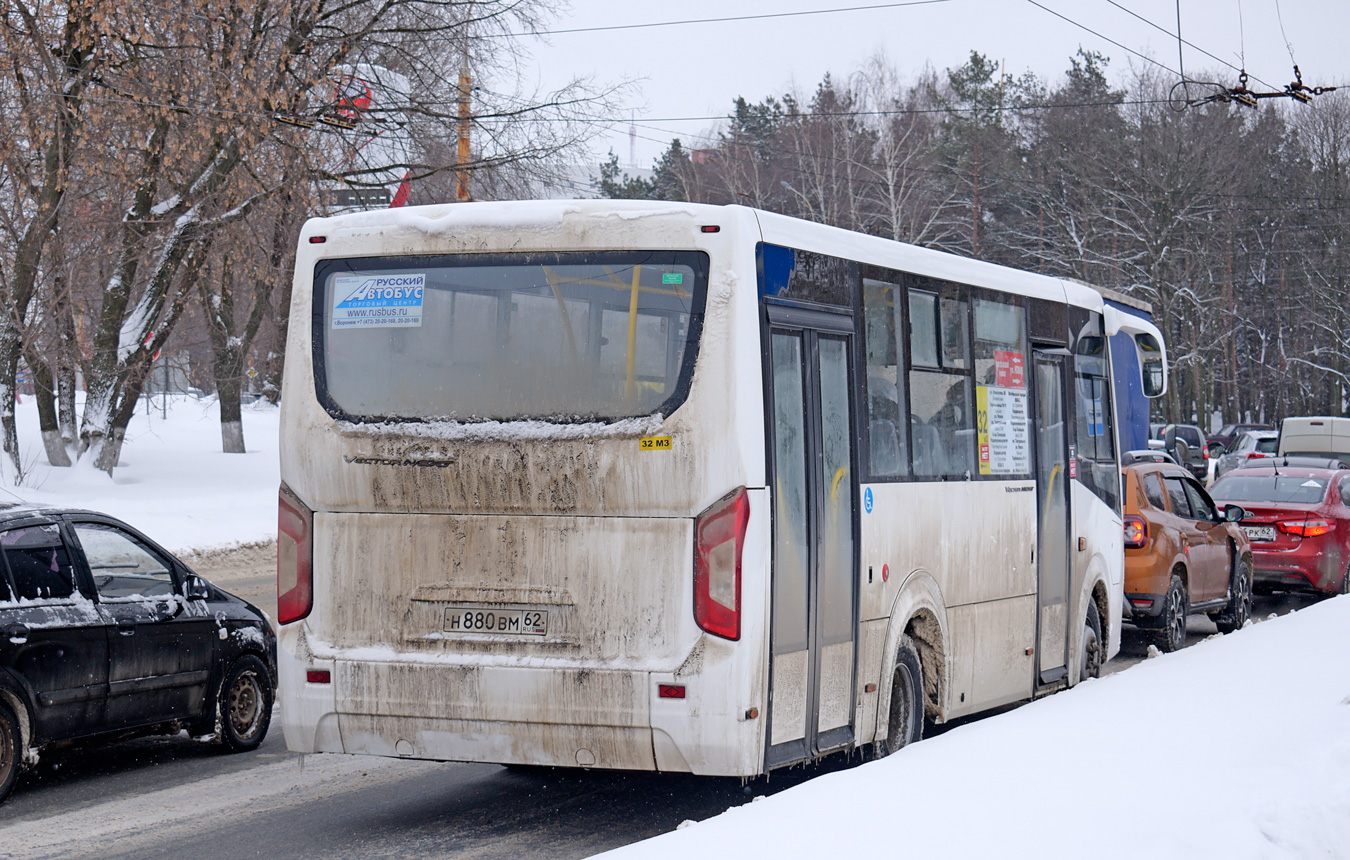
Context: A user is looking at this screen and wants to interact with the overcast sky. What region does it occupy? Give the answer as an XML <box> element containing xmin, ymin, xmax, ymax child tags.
<box><xmin>520</xmin><ymin>0</ymin><xmax>1349</xmax><ymax>170</ymax></box>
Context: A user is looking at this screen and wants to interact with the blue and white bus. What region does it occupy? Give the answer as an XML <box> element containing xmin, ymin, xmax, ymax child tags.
<box><xmin>276</xmin><ymin>200</ymin><xmax>1167</xmax><ymax>775</ymax></box>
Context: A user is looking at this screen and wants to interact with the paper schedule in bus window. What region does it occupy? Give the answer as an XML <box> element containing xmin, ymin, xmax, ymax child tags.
<box><xmin>977</xmin><ymin>385</ymin><xmax>1031</xmax><ymax>475</ymax></box>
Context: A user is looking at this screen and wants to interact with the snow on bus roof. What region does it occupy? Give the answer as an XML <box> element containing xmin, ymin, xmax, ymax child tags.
<box><xmin>304</xmin><ymin>200</ymin><xmax>1109</xmax><ymax>311</ymax></box>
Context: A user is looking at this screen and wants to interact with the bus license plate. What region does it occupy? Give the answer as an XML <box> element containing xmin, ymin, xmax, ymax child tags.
<box><xmin>443</xmin><ymin>606</ymin><xmax>548</xmax><ymax>636</ymax></box>
<box><xmin>1243</xmin><ymin>525</ymin><xmax>1276</xmax><ymax>542</ymax></box>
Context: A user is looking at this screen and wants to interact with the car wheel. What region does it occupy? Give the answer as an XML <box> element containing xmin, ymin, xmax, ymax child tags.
<box><xmin>1079</xmin><ymin>598</ymin><xmax>1103</xmax><ymax>681</ymax></box>
<box><xmin>878</xmin><ymin>635</ymin><xmax>923</xmax><ymax>756</ymax></box>
<box><xmin>218</xmin><ymin>655</ymin><xmax>273</xmax><ymax>753</ymax></box>
<box><xmin>1149</xmin><ymin>575</ymin><xmax>1188</xmax><ymax>653</ymax></box>
<box><xmin>0</xmin><ymin>702</ymin><xmax>20</xmax><ymax>805</ymax></box>
<box><xmin>1208</xmin><ymin>444</ymin><xmax>1225</xmax><ymax>458</ymax></box>
<box><xmin>1216</xmin><ymin>559</ymin><xmax>1253</xmax><ymax>634</ymax></box>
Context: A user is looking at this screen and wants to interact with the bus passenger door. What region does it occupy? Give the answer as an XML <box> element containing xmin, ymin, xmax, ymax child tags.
<box><xmin>1033</xmin><ymin>351</ymin><xmax>1073</xmax><ymax>684</ymax></box>
<box><xmin>764</xmin><ymin>306</ymin><xmax>859</xmax><ymax>767</ymax></box>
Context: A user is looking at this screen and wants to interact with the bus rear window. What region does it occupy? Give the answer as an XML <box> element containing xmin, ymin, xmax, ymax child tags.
<box><xmin>314</xmin><ymin>251</ymin><xmax>708</xmax><ymax>422</ymax></box>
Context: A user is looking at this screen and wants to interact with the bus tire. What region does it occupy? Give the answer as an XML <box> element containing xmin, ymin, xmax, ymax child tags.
<box><xmin>0</xmin><ymin>701</ymin><xmax>20</xmax><ymax>805</ymax></box>
<box><xmin>1079</xmin><ymin>598</ymin><xmax>1103</xmax><ymax>681</ymax></box>
<box><xmin>1149</xmin><ymin>575</ymin><xmax>1188</xmax><ymax>653</ymax></box>
<box><xmin>879</xmin><ymin>635</ymin><xmax>923</xmax><ymax>756</ymax></box>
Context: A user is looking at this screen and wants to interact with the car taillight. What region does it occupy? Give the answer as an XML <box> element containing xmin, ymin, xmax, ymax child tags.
<box><xmin>693</xmin><ymin>487</ymin><xmax>749</xmax><ymax>640</ymax></box>
<box><xmin>1277</xmin><ymin>518</ymin><xmax>1333</xmax><ymax>538</ymax></box>
<box><xmin>1247</xmin><ymin>452</ymin><xmax>1267</xmax><ymax>460</ymax></box>
<box><xmin>277</xmin><ymin>484</ymin><xmax>314</xmax><ymax>625</ymax></box>
<box><xmin>1203</xmin><ymin>447</ymin><xmax>1209</xmax><ymax>460</ymax></box>
<box><xmin>1123</xmin><ymin>515</ymin><xmax>1149</xmax><ymax>549</ymax></box>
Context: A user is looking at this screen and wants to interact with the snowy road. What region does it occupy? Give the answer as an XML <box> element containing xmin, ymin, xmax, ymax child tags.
<box><xmin>0</xmin><ymin>539</ymin><xmax>1326</xmax><ymax>859</ymax></box>
<box><xmin>0</xmin><ymin>716</ymin><xmax>848</xmax><ymax>860</ymax></box>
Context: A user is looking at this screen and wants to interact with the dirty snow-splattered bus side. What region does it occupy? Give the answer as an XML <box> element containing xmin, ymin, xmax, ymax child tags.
<box><xmin>276</xmin><ymin>200</ymin><xmax>1167</xmax><ymax>776</ymax></box>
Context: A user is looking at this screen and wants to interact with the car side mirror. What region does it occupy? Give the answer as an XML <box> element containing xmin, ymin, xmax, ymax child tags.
<box><xmin>1224</xmin><ymin>504</ymin><xmax>1246</xmax><ymax>523</ymax></box>
<box><xmin>184</xmin><ymin>574</ymin><xmax>211</xmax><ymax>600</ymax></box>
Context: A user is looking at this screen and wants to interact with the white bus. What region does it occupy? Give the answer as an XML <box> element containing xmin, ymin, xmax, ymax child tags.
<box><xmin>276</xmin><ymin>201</ymin><xmax>1167</xmax><ymax>775</ymax></box>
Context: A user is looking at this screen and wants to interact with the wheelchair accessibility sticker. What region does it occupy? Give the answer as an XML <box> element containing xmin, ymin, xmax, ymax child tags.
<box><xmin>864</xmin><ymin>487</ymin><xmax>873</xmax><ymax>513</ymax></box>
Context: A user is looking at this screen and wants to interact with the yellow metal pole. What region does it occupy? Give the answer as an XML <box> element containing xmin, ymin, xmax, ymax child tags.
<box><xmin>541</xmin><ymin>266</ymin><xmax>582</xmax><ymax>366</ymax></box>
<box><xmin>625</xmin><ymin>266</ymin><xmax>642</xmax><ymax>398</ymax></box>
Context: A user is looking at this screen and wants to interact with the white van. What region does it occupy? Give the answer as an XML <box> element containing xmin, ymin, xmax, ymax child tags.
<box><xmin>1278</xmin><ymin>416</ymin><xmax>1350</xmax><ymax>461</ymax></box>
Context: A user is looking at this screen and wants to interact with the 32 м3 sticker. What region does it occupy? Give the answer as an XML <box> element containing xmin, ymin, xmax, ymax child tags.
<box><xmin>639</xmin><ymin>436</ymin><xmax>672</xmax><ymax>451</ymax></box>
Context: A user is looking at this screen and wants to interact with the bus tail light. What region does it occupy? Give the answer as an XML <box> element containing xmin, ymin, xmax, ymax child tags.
<box><xmin>277</xmin><ymin>484</ymin><xmax>314</xmax><ymax>625</ymax></box>
<box><xmin>694</xmin><ymin>487</ymin><xmax>749</xmax><ymax>640</ymax></box>
<box><xmin>1123</xmin><ymin>515</ymin><xmax>1149</xmax><ymax>549</ymax></box>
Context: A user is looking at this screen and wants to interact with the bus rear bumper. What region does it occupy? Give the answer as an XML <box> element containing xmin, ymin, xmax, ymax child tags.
<box><xmin>278</xmin><ymin>645</ymin><xmax>762</xmax><ymax>776</ymax></box>
<box><xmin>335</xmin><ymin>713</ymin><xmax>657</xmax><ymax>770</ymax></box>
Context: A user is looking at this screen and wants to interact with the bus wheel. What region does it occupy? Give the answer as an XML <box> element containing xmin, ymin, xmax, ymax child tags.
<box><xmin>880</xmin><ymin>635</ymin><xmax>923</xmax><ymax>756</ymax></box>
<box><xmin>1079</xmin><ymin>599</ymin><xmax>1103</xmax><ymax>681</ymax></box>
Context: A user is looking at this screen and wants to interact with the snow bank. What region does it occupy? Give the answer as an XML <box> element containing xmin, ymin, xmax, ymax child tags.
<box><xmin>597</xmin><ymin>596</ymin><xmax>1350</xmax><ymax>860</ymax></box>
<box><xmin>0</xmin><ymin>394</ymin><xmax>279</xmax><ymax>553</ymax></box>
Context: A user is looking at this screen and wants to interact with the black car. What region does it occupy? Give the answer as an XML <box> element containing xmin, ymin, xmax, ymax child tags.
<box><xmin>1162</xmin><ymin>423</ymin><xmax>1209</xmax><ymax>480</ymax></box>
<box><xmin>0</xmin><ymin>504</ymin><xmax>276</xmax><ymax>804</ymax></box>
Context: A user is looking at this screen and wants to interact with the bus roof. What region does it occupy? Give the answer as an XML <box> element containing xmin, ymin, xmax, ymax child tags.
<box><xmin>303</xmin><ymin>198</ymin><xmax>1120</xmax><ymax>313</ymax></box>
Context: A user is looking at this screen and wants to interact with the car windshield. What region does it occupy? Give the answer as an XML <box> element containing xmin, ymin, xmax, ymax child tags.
<box><xmin>1218</xmin><ymin>424</ymin><xmax>1235</xmax><ymax>436</ymax></box>
<box><xmin>314</xmin><ymin>251</ymin><xmax>708</xmax><ymax>422</ymax></box>
<box><xmin>1210</xmin><ymin>475</ymin><xmax>1330</xmax><ymax>504</ymax></box>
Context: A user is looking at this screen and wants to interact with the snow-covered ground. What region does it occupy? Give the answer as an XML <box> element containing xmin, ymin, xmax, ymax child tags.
<box><xmin>0</xmin><ymin>394</ymin><xmax>279</xmax><ymax>553</ymax></box>
<box><xmin>600</xmin><ymin>597</ymin><xmax>1350</xmax><ymax>860</ymax></box>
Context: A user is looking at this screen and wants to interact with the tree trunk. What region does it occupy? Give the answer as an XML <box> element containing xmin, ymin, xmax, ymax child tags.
<box><xmin>216</xmin><ymin>349</ymin><xmax>245</xmax><ymax>453</ymax></box>
<box><xmin>26</xmin><ymin>354</ymin><xmax>70</xmax><ymax>467</ymax></box>
<box><xmin>0</xmin><ymin>328</ymin><xmax>24</xmax><ymax>480</ymax></box>
<box><xmin>90</xmin><ymin>359</ymin><xmax>156</xmax><ymax>474</ymax></box>
<box><xmin>55</xmin><ymin>272</ymin><xmax>79</xmax><ymax>445</ymax></box>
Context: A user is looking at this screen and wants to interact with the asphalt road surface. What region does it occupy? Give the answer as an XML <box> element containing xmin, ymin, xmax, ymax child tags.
<box><xmin>0</xmin><ymin>543</ymin><xmax>1324</xmax><ymax>859</ymax></box>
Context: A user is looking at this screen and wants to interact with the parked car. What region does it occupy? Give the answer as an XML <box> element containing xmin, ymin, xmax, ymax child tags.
<box><xmin>1121</xmin><ymin>449</ymin><xmax>1178</xmax><ymax>466</ymax></box>
<box><xmin>1121</xmin><ymin>462</ymin><xmax>1252</xmax><ymax>652</ymax></box>
<box><xmin>0</xmin><ymin>504</ymin><xmax>276</xmax><ymax>804</ymax></box>
<box><xmin>1161</xmin><ymin>423</ymin><xmax>1209</xmax><ymax>480</ymax></box>
<box><xmin>1213</xmin><ymin>430</ymin><xmax>1280</xmax><ymax>479</ymax></box>
<box><xmin>1205</xmin><ymin>422</ymin><xmax>1275</xmax><ymax>457</ymax></box>
<box><xmin>1210</xmin><ymin>462</ymin><xmax>1350</xmax><ymax>596</ymax></box>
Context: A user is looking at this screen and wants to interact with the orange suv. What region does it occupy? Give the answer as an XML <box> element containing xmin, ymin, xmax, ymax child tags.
<box><xmin>1121</xmin><ymin>462</ymin><xmax>1253</xmax><ymax>651</ymax></box>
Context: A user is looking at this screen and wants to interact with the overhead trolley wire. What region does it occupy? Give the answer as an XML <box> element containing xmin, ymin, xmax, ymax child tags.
<box><xmin>1023</xmin><ymin>0</ymin><xmax>1181</xmax><ymax>78</ymax></box>
<box><xmin>495</xmin><ymin>1</ymin><xmax>954</xmax><ymax>38</ymax></box>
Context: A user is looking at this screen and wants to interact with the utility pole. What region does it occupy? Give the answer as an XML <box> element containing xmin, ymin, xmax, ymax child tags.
<box><xmin>456</xmin><ymin>49</ymin><xmax>472</xmax><ymax>202</ymax></box>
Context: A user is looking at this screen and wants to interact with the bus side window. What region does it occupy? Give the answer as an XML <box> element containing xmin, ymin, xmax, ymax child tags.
<box><xmin>908</xmin><ymin>283</ymin><xmax>974</xmax><ymax>479</ymax></box>
<box><xmin>1072</xmin><ymin>310</ymin><xmax>1119</xmax><ymax>511</ymax></box>
<box><xmin>862</xmin><ymin>278</ymin><xmax>909</xmax><ymax>478</ymax></box>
